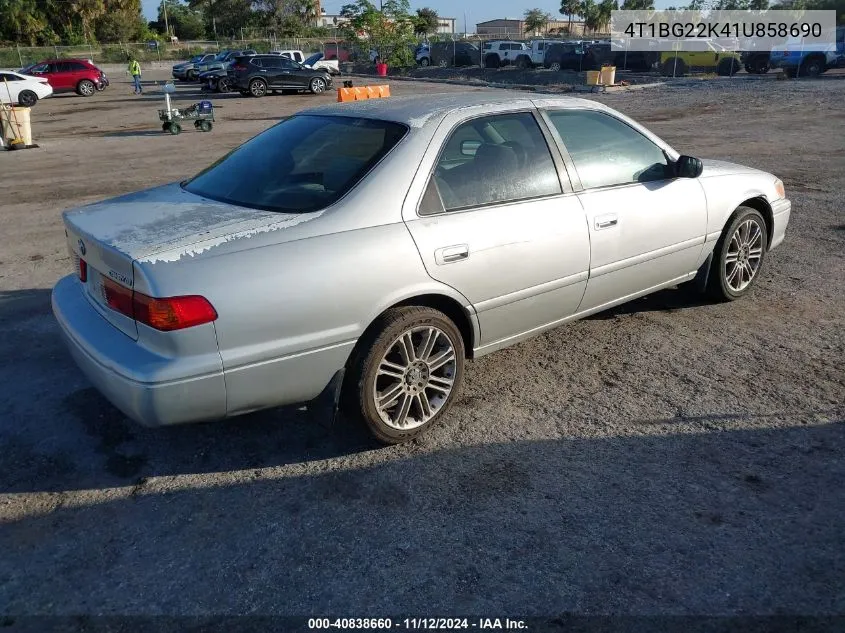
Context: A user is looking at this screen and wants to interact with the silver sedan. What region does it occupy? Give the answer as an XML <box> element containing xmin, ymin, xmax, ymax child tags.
<box><xmin>51</xmin><ymin>92</ymin><xmax>792</xmax><ymax>444</ymax></box>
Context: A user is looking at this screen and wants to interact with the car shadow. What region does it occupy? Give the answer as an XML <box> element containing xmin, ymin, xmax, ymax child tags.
<box><xmin>2</xmin><ymin>423</ymin><xmax>844</xmax><ymax>614</ymax></box>
<box><xmin>587</xmin><ymin>286</ymin><xmax>712</xmax><ymax>320</ymax></box>
<box><xmin>102</xmin><ymin>129</ymin><xmax>172</xmax><ymax>137</ymax></box>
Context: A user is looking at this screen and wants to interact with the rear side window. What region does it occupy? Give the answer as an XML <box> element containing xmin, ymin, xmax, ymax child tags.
<box><xmin>420</xmin><ymin>112</ymin><xmax>561</xmax><ymax>215</ymax></box>
<box><xmin>183</xmin><ymin>115</ymin><xmax>408</xmax><ymax>213</ymax></box>
<box><xmin>250</xmin><ymin>58</ymin><xmax>263</xmax><ymax>67</ymax></box>
<box><xmin>68</xmin><ymin>62</ymin><xmax>88</xmax><ymax>71</ymax></box>
<box><xmin>547</xmin><ymin>109</ymin><xmax>670</xmax><ymax>189</ymax></box>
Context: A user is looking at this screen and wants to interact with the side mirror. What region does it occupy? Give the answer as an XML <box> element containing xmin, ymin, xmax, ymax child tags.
<box><xmin>461</xmin><ymin>139</ymin><xmax>481</xmax><ymax>156</ymax></box>
<box><xmin>676</xmin><ymin>155</ymin><xmax>703</xmax><ymax>178</ymax></box>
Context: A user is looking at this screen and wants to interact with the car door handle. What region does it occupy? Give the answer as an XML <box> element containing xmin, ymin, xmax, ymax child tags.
<box><xmin>435</xmin><ymin>244</ymin><xmax>469</xmax><ymax>264</ymax></box>
<box><xmin>595</xmin><ymin>214</ymin><xmax>618</xmax><ymax>230</ymax></box>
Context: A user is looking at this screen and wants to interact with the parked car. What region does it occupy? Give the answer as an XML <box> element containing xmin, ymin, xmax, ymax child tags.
<box><xmin>0</xmin><ymin>70</ymin><xmax>53</xmax><ymax>106</ymax></box>
<box><xmin>544</xmin><ymin>42</ymin><xmax>612</xmax><ymax>71</ymax></box>
<box><xmin>302</xmin><ymin>52</ymin><xmax>340</xmax><ymax>75</ymax></box>
<box><xmin>229</xmin><ymin>54</ymin><xmax>333</xmax><ymax>97</ymax></box>
<box><xmin>19</xmin><ymin>58</ymin><xmax>107</xmax><ymax>96</ymax></box>
<box><xmin>199</xmin><ymin>67</ymin><xmax>233</xmax><ymax>93</ymax></box>
<box><xmin>482</xmin><ymin>40</ymin><xmax>529</xmax><ymax>68</ymax></box>
<box><xmin>270</xmin><ymin>49</ymin><xmax>306</xmax><ymax>63</ymax></box>
<box><xmin>658</xmin><ymin>40</ymin><xmax>741</xmax><ymax>76</ymax></box>
<box><xmin>172</xmin><ymin>53</ymin><xmax>217</xmax><ymax>81</ymax></box>
<box><xmin>523</xmin><ymin>39</ymin><xmax>558</xmax><ymax>67</ymax></box>
<box><xmin>197</xmin><ymin>50</ymin><xmax>256</xmax><ymax>74</ymax></box>
<box><xmin>419</xmin><ymin>41</ymin><xmax>480</xmax><ymax>67</ymax></box>
<box><xmin>769</xmin><ymin>25</ymin><xmax>845</xmax><ymax>77</ymax></box>
<box><xmin>52</xmin><ymin>93</ymin><xmax>791</xmax><ymax>444</ymax></box>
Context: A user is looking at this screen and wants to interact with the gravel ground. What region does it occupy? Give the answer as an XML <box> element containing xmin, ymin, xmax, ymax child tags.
<box><xmin>0</xmin><ymin>69</ymin><xmax>843</xmax><ymax>619</ymax></box>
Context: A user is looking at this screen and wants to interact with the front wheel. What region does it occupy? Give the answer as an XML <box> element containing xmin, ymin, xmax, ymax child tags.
<box><xmin>548</xmin><ymin>61</ymin><xmax>561</xmax><ymax>72</ymax></box>
<box><xmin>343</xmin><ymin>306</ymin><xmax>465</xmax><ymax>445</ymax></box>
<box><xmin>249</xmin><ymin>78</ymin><xmax>267</xmax><ymax>97</ymax></box>
<box><xmin>17</xmin><ymin>90</ymin><xmax>37</xmax><ymax>107</ymax></box>
<box><xmin>419</xmin><ymin>56</ymin><xmax>430</xmax><ymax>67</ymax></box>
<box><xmin>77</xmin><ymin>79</ymin><xmax>96</xmax><ymax>96</ymax></box>
<box><xmin>309</xmin><ymin>76</ymin><xmax>327</xmax><ymax>94</ymax></box>
<box><xmin>708</xmin><ymin>207</ymin><xmax>768</xmax><ymax>301</ymax></box>
<box><xmin>186</xmin><ymin>69</ymin><xmax>198</xmax><ymax>81</ymax></box>
<box><xmin>717</xmin><ymin>58</ymin><xmax>741</xmax><ymax>76</ymax></box>
<box><xmin>661</xmin><ymin>58</ymin><xmax>687</xmax><ymax>77</ymax></box>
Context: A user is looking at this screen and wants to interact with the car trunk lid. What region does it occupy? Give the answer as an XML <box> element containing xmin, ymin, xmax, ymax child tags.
<box><xmin>63</xmin><ymin>183</ymin><xmax>287</xmax><ymax>339</ymax></box>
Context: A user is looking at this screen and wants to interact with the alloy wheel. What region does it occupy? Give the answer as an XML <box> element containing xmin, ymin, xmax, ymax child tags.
<box><xmin>373</xmin><ymin>326</ymin><xmax>457</xmax><ymax>431</ymax></box>
<box><xmin>310</xmin><ymin>77</ymin><xmax>326</xmax><ymax>93</ymax></box>
<box><xmin>725</xmin><ymin>218</ymin><xmax>764</xmax><ymax>292</ymax></box>
<box><xmin>250</xmin><ymin>79</ymin><xmax>267</xmax><ymax>97</ymax></box>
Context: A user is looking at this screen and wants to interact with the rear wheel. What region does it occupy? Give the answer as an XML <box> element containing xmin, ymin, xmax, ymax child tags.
<box><xmin>661</xmin><ymin>58</ymin><xmax>688</xmax><ymax>76</ymax></box>
<box><xmin>549</xmin><ymin>61</ymin><xmax>562</xmax><ymax>72</ymax></box>
<box><xmin>162</xmin><ymin>122</ymin><xmax>171</xmax><ymax>132</ymax></box>
<box><xmin>199</xmin><ymin>120</ymin><xmax>212</xmax><ymax>132</ymax></box>
<box><xmin>438</xmin><ymin>58</ymin><xmax>449</xmax><ymax>68</ymax></box>
<box><xmin>484</xmin><ymin>54</ymin><xmax>500</xmax><ymax>69</ymax></box>
<box><xmin>717</xmin><ymin>58</ymin><xmax>741</xmax><ymax>76</ymax></box>
<box><xmin>309</xmin><ymin>76</ymin><xmax>327</xmax><ymax>94</ymax></box>
<box><xmin>168</xmin><ymin>122</ymin><xmax>181</xmax><ymax>135</ymax></box>
<box><xmin>217</xmin><ymin>77</ymin><xmax>231</xmax><ymax>92</ymax></box>
<box><xmin>343</xmin><ymin>306</ymin><xmax>465</xmax><ymax>445</ymax></box>
<box><xmin>77</xmin><ymin>79</ymin><xmax>96</xmax><ymax>96</ymax></box>
<box><xmin>708</xmin><ymin>206</ymin><xmax>768</xmax><ymax>301</ymax></box>
<box><xmin>419</xmin><ymin>56</ymin><xmax>430</xmax><ymax>67</ymax></box>
<box><xmin>249</xmin><ymin>78</ymin><xmax>267</xmax><ymax>97</ymax></box>
<box><xmin>17</xmin><ymin>90</ymin><xmax>37</xmax><ymax>107</ymax></box>
<box><xmin>516</xmin><ymin>55</ymin><xmax>530</xmax><ymax>69</ymax></box>
<box><xmin>800</xmin><ymin>55</ymin><xmax>825</xmax><ymax>77</ymax></box>
<box><xmin>186</xmin><ymin>69</ymin><xmax>198</xmax><ymax>81</ymax></box>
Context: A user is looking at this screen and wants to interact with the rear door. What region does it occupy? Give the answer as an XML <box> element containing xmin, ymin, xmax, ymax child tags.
<box><xmin>0</xmin><ymin>72</ymin><xmax>20</xmax><ymax>103</ymax></box>
<box><xmin>402</xmin><ymin>105</ymin><xmax>590</xmax><ymax>350</ymax></box>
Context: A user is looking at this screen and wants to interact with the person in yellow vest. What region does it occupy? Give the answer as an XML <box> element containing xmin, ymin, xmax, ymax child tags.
<box><xmin>127</xmin><ymin>56</ymin><xmax>142</xmax><ymax>95</ymax></box>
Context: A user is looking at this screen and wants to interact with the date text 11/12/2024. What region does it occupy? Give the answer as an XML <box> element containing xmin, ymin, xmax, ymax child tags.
<box><xmin>308</xmin><ymin>618</ymin><xmax>528</xmax><ymax>630</ymax></box>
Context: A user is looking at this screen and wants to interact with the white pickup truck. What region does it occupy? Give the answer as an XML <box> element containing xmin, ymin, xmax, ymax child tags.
<box><xmin>270</xmin><ymin>50</ymin><xmax>341</xmax><ymax>75</ymax></box>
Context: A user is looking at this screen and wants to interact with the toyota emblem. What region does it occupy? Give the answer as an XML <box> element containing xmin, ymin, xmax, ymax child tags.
<box><xmin>77</xmin><ymin>238</ymin><xmax>86</xmax><ymax>256</ymax></box>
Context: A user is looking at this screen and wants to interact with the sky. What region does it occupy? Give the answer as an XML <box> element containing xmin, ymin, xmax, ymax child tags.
<box><xmin>140</xmin><ymin>0</ymin><xmax>676</xmax><ymax>33</ymax></box>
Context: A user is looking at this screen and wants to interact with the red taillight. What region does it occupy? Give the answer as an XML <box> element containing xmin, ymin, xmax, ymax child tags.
<box><xmin>134</xmin><ymin>294</ymin><xmax>217</xmax><ymax>331</ymax></box>
<box><xmin>101</xmin><ymin>277</ymin><xmax>217</xmax><ymax>331</ymax></box>
<box><xmin>232</xmin><ymin>64</ymin><xmax>247</xmax><ymax>71</ymax></box>
<box><xmin>78</xmin><ymin>258</ymin><xmax>88</xmax><ymax>282</ymax></box>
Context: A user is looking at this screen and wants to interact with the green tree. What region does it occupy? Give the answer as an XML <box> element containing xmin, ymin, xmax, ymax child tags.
<box><xmin>559</xmin><ymin>0</ymin><xmax>582</xmax><ymax>37</ymax></box>
<box><xmin>524</xmin><ymin>7</ymin><xmax>551</xmax><ymax>34</ymax></box>
<box><xmin>621</xmin><ymin>0</ymin><xmax>653</xmax><ymax>8</ymax></box>
<box><xmin>340</xmin><ymin>0</ymin><xmax>415</xmax><ymax>65</ymax></box>
<box><xmin>414</xmin><ymin>7</ymin><xmax>439</xmax><ymax>36</ymax></box>
<box><xmin>151</xmin><ymin>0</ymin><xmax>206</xmax><ymax>39</ymax></box>
<box><xmin>0</xmin><ymin>0</ymin><xmax>51</xmax><ymax>44</ymax></box>
<box><xmin>94</xmin><ymin>0</ymin><xmax>145</xmax><ymax>41</ymax></box>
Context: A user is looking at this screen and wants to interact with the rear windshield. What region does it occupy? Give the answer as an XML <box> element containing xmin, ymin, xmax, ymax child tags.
<box><xmin>182</xmin><ymin>115</ymin><xmax>408</xmax><ymax>213</ymax></box>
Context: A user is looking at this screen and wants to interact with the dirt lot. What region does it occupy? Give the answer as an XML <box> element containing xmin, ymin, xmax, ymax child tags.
<box><xmin>1</xmin><ymin>68</ymin><xmax>844</xmax><ymax>619</ymax></box>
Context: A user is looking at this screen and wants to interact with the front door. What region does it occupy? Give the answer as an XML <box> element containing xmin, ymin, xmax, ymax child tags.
<box><xmin>402</xmin><ymin>106</ymin><xmax>591</xmax><ymax>350</ymax></box>
<box><xmin>542</xmin><ymin>107</ymin><xmax>708</xmax><ymax>313</ymax></box>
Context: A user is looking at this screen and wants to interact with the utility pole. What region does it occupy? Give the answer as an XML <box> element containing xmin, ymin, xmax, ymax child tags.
<box><xmin>162</xmin><ymin>0</ymin><xmax>170</xmax><ymax>40</ymax></box>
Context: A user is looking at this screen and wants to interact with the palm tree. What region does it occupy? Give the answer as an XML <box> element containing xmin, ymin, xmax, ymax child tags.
<box><xmin>559</xmin><ymin>0</ymin><xmax>582</xmax><ymax>36</ymax></box>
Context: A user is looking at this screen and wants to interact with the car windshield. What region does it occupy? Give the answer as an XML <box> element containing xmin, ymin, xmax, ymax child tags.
<box><xmin>304</xmin><ymin>52</ymin><xmax>323</xmax><ymax>65</ymax></box>
<box><xmin>214</xmin><ymin>52</ymin><xmax>229</xmax><ymax>60</ymax></box>
<box><xmin>182</xmin><ymin>115</ymin><xmax>408</xmax><ymax>214</ymax></box>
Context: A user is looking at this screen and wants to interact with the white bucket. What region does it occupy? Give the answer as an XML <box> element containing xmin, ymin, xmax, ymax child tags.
<box><xmin>1</xmin><ymin>105</ymin><xmax>33</xmax><ymax>146</ymax></box>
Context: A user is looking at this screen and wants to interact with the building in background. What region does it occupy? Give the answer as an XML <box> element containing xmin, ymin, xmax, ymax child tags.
<box><xmin>316</xmin><ymin>10</ymin><xmax>455</xmax><ymax>34</ymax></box>
<box><xmin>476</xmin><ymin>18</ymin><xmax>586</xmax><ymax>38</ymax></box>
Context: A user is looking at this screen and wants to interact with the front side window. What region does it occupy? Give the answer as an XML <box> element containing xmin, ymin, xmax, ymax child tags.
<box><xmin>420</xmin><ymin>112</ymin><xmax>562</xmax><ymax>215</ymax></box>
<box><xmin>183</xmin><ymin>115</ymin><xmax>407</xmax><ymax>214</ymax></box>
<box><xmin>546</xmin><ymin>109</ymin><xmax>671</xmax><ymax>189</ymax></box>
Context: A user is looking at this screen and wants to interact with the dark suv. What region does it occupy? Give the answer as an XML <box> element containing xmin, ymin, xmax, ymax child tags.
<box><xmin>229</xmin><ymin>55</ymin><xmax>333</xmax><ymax>97</ymax></box>
<box><xmin>419</xmin><ymin>42</ymin><xmax>480</xmax><ymax>67</ymax></box>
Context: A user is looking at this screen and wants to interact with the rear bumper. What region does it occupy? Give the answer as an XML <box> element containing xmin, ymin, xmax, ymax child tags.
<box><xmin>770</xmin><ymin>198</ymin><xmax>791</xmax><ymax>250</ymax></box>
<box><xmin>51</xmin><ymin>275</ymin><xmax>227</xmax><ymax>427</ymax></box>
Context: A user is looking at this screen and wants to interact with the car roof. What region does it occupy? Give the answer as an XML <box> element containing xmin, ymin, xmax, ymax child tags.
<box><xmin>300</xmin><ymin>92</ymin><xmax>601</xmax><ymax>128</ymax></box>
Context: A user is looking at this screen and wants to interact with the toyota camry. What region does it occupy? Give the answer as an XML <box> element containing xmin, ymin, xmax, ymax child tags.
<box><xmin>51</xmin><ymin>92</ymin><xmax>792</xmax><ymax>444</ymax></box>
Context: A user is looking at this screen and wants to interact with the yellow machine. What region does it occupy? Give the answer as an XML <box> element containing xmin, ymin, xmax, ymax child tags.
<box><xmin>659</xmin><ymin>39</ymin><xmax>741</xmax><ymax>76</ymax></box>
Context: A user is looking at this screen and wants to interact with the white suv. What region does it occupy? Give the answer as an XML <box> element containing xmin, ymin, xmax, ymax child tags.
<box><xmin>482</xmin><ymin>41</ymin><xmax>530</xmax><ymax>68</ymax></box>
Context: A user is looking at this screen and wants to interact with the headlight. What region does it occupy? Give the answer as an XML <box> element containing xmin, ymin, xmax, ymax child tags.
<box><xmin>773</xmin><ymin>178</ymin><xmax>785</xmax><ymax>200</ymax></box>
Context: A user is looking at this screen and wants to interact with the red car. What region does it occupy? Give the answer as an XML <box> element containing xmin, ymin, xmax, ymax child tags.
<box><xmin>20</xmin><ymin>58</ymin><xmax>109</xmax><ymax>97</ymax></box>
